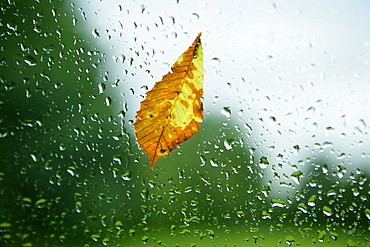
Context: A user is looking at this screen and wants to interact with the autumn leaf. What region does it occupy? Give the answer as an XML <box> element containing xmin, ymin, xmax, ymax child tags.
<box><xmin>134</xmin><ymin>33</ymin><xmax>204</xmax><ymax>170</ymax></box>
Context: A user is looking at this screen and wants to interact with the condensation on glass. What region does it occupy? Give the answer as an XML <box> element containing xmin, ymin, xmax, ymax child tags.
<box><xmin>1</xmin><ymin>1</ymin><xmax>369</xmax><ymax>246</ymax></box>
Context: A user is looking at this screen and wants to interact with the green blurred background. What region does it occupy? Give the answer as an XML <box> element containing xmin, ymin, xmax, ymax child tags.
<box><xmin>1</xmin><ymin>0</ymin><xmax>369</xmax><ymax>246</ymax></box>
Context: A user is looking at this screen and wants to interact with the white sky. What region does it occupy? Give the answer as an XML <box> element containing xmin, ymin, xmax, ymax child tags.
<box><xmin>68</xmin><ymin>0</ymin><xmax>370</xmax><ymax>181</ymax></box>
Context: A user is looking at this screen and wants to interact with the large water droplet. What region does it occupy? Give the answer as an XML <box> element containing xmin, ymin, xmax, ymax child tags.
<box><xmin>24</xmin><ymin>56</ymin><xmax>37</xmax><ymax>66</ymax></box>
<box><xmin>221</xmin><ymin>107</ymin><xmax>231</xmax><ymax>118</ymax></box>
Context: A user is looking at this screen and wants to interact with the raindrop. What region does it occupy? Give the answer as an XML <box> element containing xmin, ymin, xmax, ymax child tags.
<box><xmin>326</xmin><ymin>189</ymin><xmax>336</xmax><ymax>197</ymax></box>
<box><xmin>223</xmin><ymin>139</ymin><xmax>233</xmax><ymax>150</ymax></box>
<box><xmin>259</xmin><ymin>156</ymin><xmax>269</xmax><ymax>169</ymax></box>
<box><xmin>92</xmin><ymin>28</ymin><xmax>100</xmax><ymax>38</ymax></box>
<box><xmin>322</xmin><ymin>164</ymin><xmax>329</xmax><ymax>174</ymax></box>
<box><xmin>112</xmin><ymin>79</ymin><xmax>120</xmax><ymax>87</ymax></box>
<box><xmin>192</xmin><ymin>13</ymin><xmax>200</xmax><ymax>19</ymax></box>
<box><xmin>293</xmin><ymin>145</ymin><xmax>300</xmax><ymax>155</ymax></box>
<box><xmin>105</xmin><ymin>96</ymin><xmax>111</xmax><ymax>106</ymax></box>
<box><xmin>306</xmin><ymin>106</ymin><xmax>315</xmax><ymax>113</ymax></box>
<box><xmin>210</xmin><ymin>158</ymin><xmax>219</xmax><ymax>167</ymax></box>
<box><xmin>44</xmin><ymin>160</ymin><xmax>53</xmax><ymax>170</ymax></box>
<box><xmin>25</xmin><ymin>88</ymin><xmax>31</xmax><ymax>98</ymax></box>
<box><xmin>184</xmin><ymin>186</ymin><xmax>192</xmax><ymax>193</ymax></box>
<box><xmin>42</xmin><ymin>44</ymin><xmax>55</xmax><ymax>53</ymax></box>
<box><xmin>30</xmin><ymin>153</ymin><xmax>37</xmax><ymax>162</ymax></box>
<box><xmin>129</xmin><ymin>229</ymin><xmax>135</xmax><ymax>236</ymax></box>
<box><xmin>90</xmin><ymin>234</ymin><xmax>100</xmax><ymax>241</ymax></box>
<box><xmin>271</xmin><ymin>199</ymin><xmax>287</xmax><ymax>208</ymax></box>
<box><xmin>33</xmin><ymin>25</ymin><xmax>42</xmax><ymax>33</ymax></box>
<box><xmin>221</xmin><ymin>107</ymin><xmax>231</xmax><ymax>118</ymax></box>
<box><xmin>365</xmin><ymin>208</ymin><xmax>370</xmax><ymax>220</ymax></box>
<box><xmin>210</xmin><ymin>57</ymin><xmax>220</xmax><ymax>67</ymax></box>
<box><xmin>115</xmin><ymin>221</ymin><xmax>123</xmax><ymax>230</ymax></box>
<box><xmin>67</xmin><ymin>166</ymin><xmax>75</xmax><ymax>176</ymax></box>
<box><xmin>291</xmin><ymin>171</ymin><xmax>303</xmax><ymax>184</ymax></box>
<box><xmin>35</xmin><ymin>198</ymin><xmax>47</xmax><ymax>208</ymax></box>
<box><xmin>0</xmin><ymin>222</ymin><xmax>11</xmax><ymax>228</ymax></box>
<box><xmin>22</xmin><ymin>197</ymin><xmax>32</xmax><ymax>207</ymax></box>
<box><xmin>337</xmin><ymin>153</ymin><xmax>346</xmax><ymax>160</ymax></box>
<box><xmin>336</xmin><ymin>165</ymin><xmax>347</xmax><ymax>178</ymax></box>
<box><xmin>98</xmin><ymin>82</ymin><xmax>106</xmax><ymax>94</ymax></box>
<box><xmin>307</xmin><ymin>195</ymin><xmax>316</xmax><ymax>207</ymax></box>
<box><xmin>322</xmin><ymin>206</ymin><xmax>333</xmax><ymax>216</ymax></box>
<box><xmin>325</xmin><ymin>126</ymin><xmax>335</xmax><ymax>135</ymax></box>
<box><xmin>59</xmin><ymin>143</ymin><xmax>66</xmax><ymax>151</ymax></box>
<box><xmin>75</xmin><ymin>201</ymin><xmax>82</xmax><ymax>213</ymax></box>
<box><xmin>297</xmin><ymin>203</ymin><xmax>308</xmax><ymax>213</ymax></box>
<box><xmin>24</xmin><ymin>56</ymin><xmax>37</xmax><ymax>66</ymax></box>
<box><xmin>141</xmin><ymin>236</ymin><xmax>149</xmax><ymax>244</ymax></box>
<box><xmin>330</xmin><ymin>231</ymin><xmax>339</xmax><ymax>240</ymax></box>
<box><xmin>102</xmin><ymin>238</ymin><xmax>110</xmax><ymax>246</ymax></box>
<box><xmin>121</xmin><ymin>171</ymin><xmax>132</xmax><ymax>181</ymax></box>
<box><xmin>285</xmin><ymin>235</ymin><xmax>295</xmax><ymax>246</ymax></box>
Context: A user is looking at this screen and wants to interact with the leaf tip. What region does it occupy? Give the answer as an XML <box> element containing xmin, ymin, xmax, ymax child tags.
<box><xmin>149</xmin><ymin>161</ymin><xmax>156</xmax><ymax>171</ymax></box>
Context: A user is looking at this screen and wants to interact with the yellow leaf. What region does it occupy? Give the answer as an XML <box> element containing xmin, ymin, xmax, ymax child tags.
<box><xmin>134</xmin><ymin>33</ymin><xmax>204</xmax><ymax>170</ymax></box>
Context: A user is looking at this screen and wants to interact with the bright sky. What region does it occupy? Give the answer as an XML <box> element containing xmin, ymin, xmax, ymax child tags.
<box><xmin>69</xmin><ymin>0</ymin><xmax>370</xmax><ymax>181</ymax></box>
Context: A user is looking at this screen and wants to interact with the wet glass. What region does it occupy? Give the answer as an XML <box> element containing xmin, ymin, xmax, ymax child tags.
<box><xmin>1</xmin><ymin>1</ymin><xmax>369</xmax><ymax>246</ymax></box>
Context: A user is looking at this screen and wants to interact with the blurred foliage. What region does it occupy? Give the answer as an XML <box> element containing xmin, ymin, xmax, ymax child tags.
<box><xmin>0</xmin><ymin>0</ymin><xmax>369</xmax><ymax>246</ymax></box>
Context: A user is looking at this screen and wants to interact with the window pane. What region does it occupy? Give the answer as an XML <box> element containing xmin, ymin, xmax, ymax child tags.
<box><xmin>1</xmin><ymin>0</ymin><xmax>369</xmax><ymax>246</ymax></box>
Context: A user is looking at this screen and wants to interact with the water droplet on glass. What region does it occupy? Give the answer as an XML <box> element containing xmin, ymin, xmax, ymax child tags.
<box><xmin>291</xmin><ymin>171</ymin><xmax>303</xmax><ymax>184</ymax></box>
<box><xmin>59</xmin><ymin>143</ymin><xmax>66</xmax><ymax>151</ymax></box>
<box><xmin>35</xmin><ymin>198</ymin><xmax>47</xmax><ymax>208</ymax></box>
<box><xmin>337</xmin><ymin>153</ymin><xmax>346</xmax><ymax>160</ymax></box>
<box><xmin>322</xmin><ymin>206</ymin><xmax>333</xmax><ymax>216</ymax></box>
<box><xmin>210</xmin><ymin>158</ymin><xmax>219</xmax><ymax>167</ymax></box>
<box><xmin>90</xmin><ymin>233</ymin><xmax>100</xmax><ymax>241</ymax></box>
<box><xmin>30</xmin><ymin>153</ymin><xmax>37</xmax><ymax>162</ymax></box>
<box><xmin>42</xmin><ymin>44</ymin><xmax>55</xmax><ymax>53</ymax></box>
<box><xmin>259</xmin><ymin>156</ymin><xmax>269</xmax><ymax>169</ymax></box>
<box><xmin>330</xmin><ymin>231</ymin><xmax>339</xmax><ymax>240</ymax></box>
<box><xmin>271</xmin><ymin>199</ymin><xmax>287</xmax><ymax>208</ymax></box>
<box><xmin>33</xmin><ymin>26</ymin><xmax>42</xmax><ymax>33</ymax></box>
<box><xmin>105</xmin><ymin>96</ymin><xmax>111</xmax><ymax>106</ymax></box>
<box><xmin>221</xmin><ymin>107</ymin><xmax>231</xmax><ymax>118</ymax></box>
<box><xmin>298</xmin><ymin>203</ymin><xmax>308</xmax><ymax>213</ymax></box>
<box><xmin>129</xmin><ymin>229</ymin><xmax>135</xmax><ymax>236</ymax></box>
<box><xmin>121</xmin><ymin>171</ymin><xmax>132</xmax><ymax>181</ymax></box>
<box><xmin>24</xmin><ymin>55</ymin><xmax>37</xmax><ymax>66</ymax></box>
<box><xmin>92</xmin><ymin>28</ymin><xmax>100</xmax><ymax>38</ymax></box>
<box><xmin>102</xmin><ymin>238</ymin><xmax>110</xmax><ymax>246</ymax></box>
<box><xmin>75</xmin><ymin>201</ymin><xmax>82</xmax><ymax>213</ymax></box>
<box><xmin>210</xmin><ymin>57</ymin><xmax>221</xmax><ymax>67</ymax></box>
<box><xmin>25</xmin><ymin>88</ymin><xmax>31</xmax><ymax>98</ymax></box>
<box><xmin>293</xmin><ymin>145</ymin><xmax>300</xmax><ymax>155</ymax></box>
<box><xmin>67</xmin><ymin>166</ymin><xmax>75</xmax><ymax>176</ymax></box>
<box><xmin>98</xmin><ymin>82</ymin><xmax>106</xmax><ymax>94</ymax></box>
<box><xmin>44</xmin><ymin>160</ymin><xmax>53</xmax><ymax>170</ymax></box>
<box><xmin>285</xmin><ymin>235</ymin><xmax>295</xmax><ymax>246</ymax></box>
<box><xmin>365</xmin><ymin>208</ymin><xmax>370</xmax><ymax>220</ymax></box>
<box><xmin>141</xmin><ymin>236</ymin><xmax>149</xmax><ymax>244</ymax></box>
<box><xmin>223</xmin><ymin>139</ymin><xmax>233</xmax><ymax>150</ymax></box>
<box><xmin>307</xmin><ymin>195</ymin><xmax>316</xmax><ymax>207</ymax></box>
<box><xmin>21</xmin><ymin>197</ymin><xmax>32</xmax><ymax>207</ymax></box>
